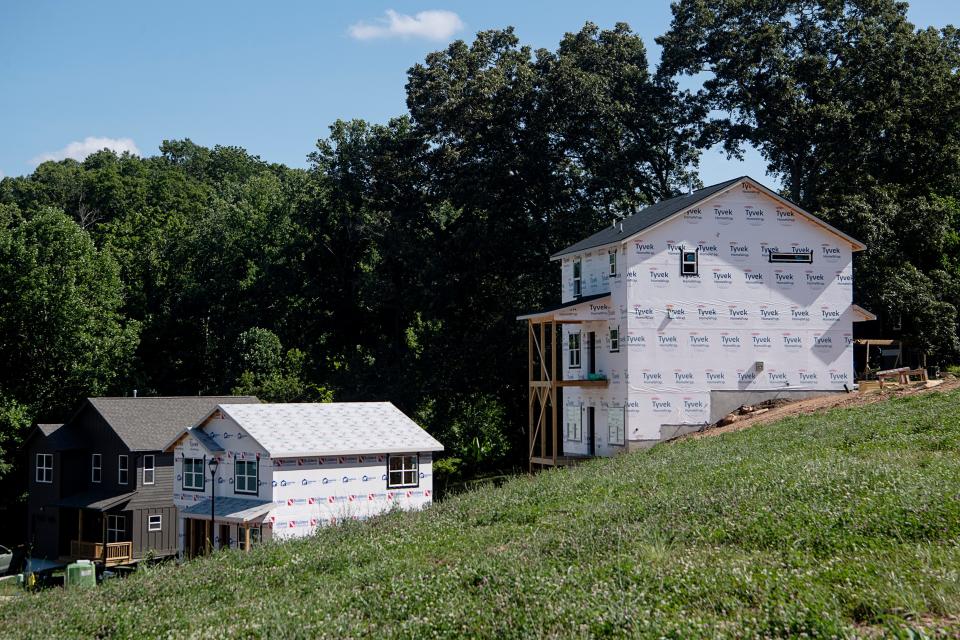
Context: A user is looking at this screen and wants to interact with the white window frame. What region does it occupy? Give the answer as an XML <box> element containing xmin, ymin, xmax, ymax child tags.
<box><xmin>387</xmin><ymin>454</ymin><xmax>419</xmax><ymax>489</ymax></box>
<box><xmin>118</xmin><ymin>454</ymin><xmax>129</xmax><ymax>485</ymax></box>
<box><xmin>91</xmin><ymin>453</ymin><xmax>102</xmax><ymax>484</ymax></box>
<box><xmin>148</xmin><ymin>514</ymin><xmax>162</xmax><ymax>532</ymax></box>
<box><xmin>573</xmin><ymin>258</ymin><xmax>582</xmax><ymax>297</ymax></box>
<box><xmin>143</xmin><ymin>454</ymin><xmax>155</xmax><ymax>485</ymax></box>
<box><xmin>608</xmin><ymin>250</ymin><xmax>617</xmax><ymax>276</ymax></box>
<box><xmin>569</xmin><ymin>332</ymin><xmax>581</xmax><ymax>368</ymax></box>
<box><xmin>36</xmin><ymin>453</ymin><xmax>53</xmax><ymax>484</ymax></box>
<box><xmin>234</xmin><ymin>460</ymin><xmax>259</xmax><ymax>495</ymax></box>
<box><xmin>608</xmin><ymin>405</ymin><xmax>626</xmax><ymax>446</ymax></box>
<box><xmin>610</xmin><ymin>326</ymin><xmax>620</xmax><ymax>353</ymax></box>
<box><xmin>107</xmin><ymin>515</ymin><xmax>125</xmax><ymax>543</ymax></box>
<box><xmin>182</xmin><ymin>457</ymin><xmax>205</xmax><ymax>491</ymax></box>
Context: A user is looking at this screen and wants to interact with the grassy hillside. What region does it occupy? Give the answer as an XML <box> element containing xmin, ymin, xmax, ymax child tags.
<box><xmin>4</xmin><ymin>390</ymin><xmax>960</xmax><ymax>638</ymax></box>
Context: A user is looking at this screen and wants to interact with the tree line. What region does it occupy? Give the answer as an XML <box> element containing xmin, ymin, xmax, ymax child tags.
<box><xmin>1</xmin><ymin>1</ymin><xmax>959</xmax><ymax>487</ymax></box>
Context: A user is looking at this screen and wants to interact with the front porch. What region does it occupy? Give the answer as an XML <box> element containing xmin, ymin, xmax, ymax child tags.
<box><xmin>55</xmin><ymin>491</ymin><xmax>136</xmax><ymax>567</ymax></box>
<box><xmin>67</xmin><ymin>540</ymin><xmax>133</xmax><ymax>567</ymax></box>
<box><xmin>518</xmin><ymin>293</ymin><xmax>612</xmax><ymax>471</ymax></box>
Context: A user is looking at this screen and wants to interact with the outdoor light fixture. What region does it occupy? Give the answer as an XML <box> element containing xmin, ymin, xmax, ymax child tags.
<box><xmin>208</xmin><ymin>457</ymin><xmax>219</xmax><ymax>551</ymax></box>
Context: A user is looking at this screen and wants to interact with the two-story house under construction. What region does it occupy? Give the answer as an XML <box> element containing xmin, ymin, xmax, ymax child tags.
<box><xmin>519</xmin><ymin>176</ymin><xmax>874</xmax><ymax>469</ymax></box>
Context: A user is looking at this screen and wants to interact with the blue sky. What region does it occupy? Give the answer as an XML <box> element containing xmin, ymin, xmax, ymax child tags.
<box><xmin>1</xmin><ymin>1</ymin><xmax>957</xmax><ymax>185</ymax></box>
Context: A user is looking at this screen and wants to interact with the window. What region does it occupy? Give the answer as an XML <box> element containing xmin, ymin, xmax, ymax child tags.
<box><xmin>91</xmin><ymin>454</ymin><xmax>102</xmax><ymax>484</ymax></box>
<box><xmin>36</xmin><ymin>453</ymin><xmax>53</xmax><ymax>484</ymax></box>
<box><xmin>569</xmin><ymin>332</ymin><xmax>581</xmax><ymax>368</ymax></box>
<box><xmin>148</xmin><ymin>514</ymin><xmax>162</xmax><ymax>532</ymax></box>
<box><xmin>118</xmin><ymin>455</ymin><xmax>129</xmax><ymax>485</ymax></box>
<box><xmin>608</xmin><ymin>406</ymin><xmax>626</xmax><ymax>446</ymax></box>
<box><xmin>143</xmin><ymin>454</ymin><xmax>155</xmax><ymax>485</ymax></box>
<box><xmin>240</xmin><ymin>526</ymin><xmax>262</xmax><ymax>551</ymax></box>
<box><xmin>572</xmin><ymin>258</ymin><xmax>582</xmax><ymax>297</ymax></box>
<box><xmin>235</xmin><ymin>460</ymin><xmax>259</xmax><ymax>495</ymax></box>
<box><xmin>387</xmin><ymin>454</ymin><xmax>419</xmax><ymax>489</ymax></box>
<box><xmin>610</xmin><ymin>326</ymin><xmax>620</xmax><ymax>353</ymax></box>
<box><xmin>565</xmin><ymin>405</ymin><xmax>583</xmax><ymax>441</ymax></box>
<box><xmin>681</xmin><ymin>247</ymin><xmax>699</xmax><ymax>276</ymax></box>
<box><xmin>608</xmin><ymin>250</ymin><xmax>617</xmax><ymax>276</ymax></box>
<box><xmin>182</xmin><ymin>457</ymin><xmax>205</xmax><ymax>491</ymax></box>
<box><xmin>107</xmin><ymin>515</ymin><xmax>125</xmax><ymax>543</ymax></box>
<box><xmin>769</xmin><ymin>251</ymin><xmax>813</xmax><ymax>263</ymax></box>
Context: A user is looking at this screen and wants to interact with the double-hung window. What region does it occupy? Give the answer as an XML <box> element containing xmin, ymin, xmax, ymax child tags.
<box><xmin>573</xmin><ymin>258</ymin><xmax>582</xmax><ymax>297</ymax></box>
<box><xmin>387</xmin><ymin>454</ymin><xmax>418</xmax><ymax>489</ymax></box>
<box><xmin>143</xmin><ymin>454</ymin><xmax>155</xmax><ymax>485</ymax></box>
<box><xmin>107</xmin><ymin>515</ymin><xmax>125</xmax><ymax>543</ymax></box>
<box><xmin>681</xmin><ymin>247</ymin><xmax>699</xmax><ymax>276</ymax></box>
<box><xmin>36</xmin><ymin>453</ymin><xmax>53</xmax><ymax>484</ymax></box>
<box><xmin>148</xmin><ymin>515</ymin><xmax>162</xmax><ymax>532</ymax></box>
<box><xmin>182</xmin><ymin>457</ymin><xmax>205</xmax><ymax>491</ymax></box>
<box><xmin>91</xmin><ymin>453</ymin><xmax>102</xmax><ymax>483</ymax></box>
<box><xmin>235</xmin><ymin>460</ymin><xmax>258</xmax><ymax>495</ymax></box>
<box><xmin>569</xmin><ymin>332</ymin><xmax>581</xmax><ymax>368</ymax></box>
<box><xmin>608</xmin><ymin>250</ymin><xmax>617</xmax><ymax>276</ymax></box>
<box><xmin>610</xmin><ymin>326</ymin><xmax>620</xmax><ymax>353</ymax></box>
<box><xmin>118</xmin><ymin>455</ymin><xmax>129</xmax><ymax>485</ymax></box>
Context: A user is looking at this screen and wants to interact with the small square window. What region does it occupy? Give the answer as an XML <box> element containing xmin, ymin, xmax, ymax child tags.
<box><xmin>148</xmin><ymin>514</ymin><xmax>162</xmax><ymax>532</ymax></box>
<box><xmin>387</xmin><ymin>454</ymin><xmax>419</xmax><ymax>489</ymax></box>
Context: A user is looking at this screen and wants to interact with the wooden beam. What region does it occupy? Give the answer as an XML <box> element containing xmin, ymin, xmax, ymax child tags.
<box><xmin>244</xmin><ymin>524</ymin><xmax>251</xmax><ymax>552</ymax></box>
<box><xmin>551</xmin><ymin>320</ymin><xmax>557</xmax><ymax>465</ymax></box>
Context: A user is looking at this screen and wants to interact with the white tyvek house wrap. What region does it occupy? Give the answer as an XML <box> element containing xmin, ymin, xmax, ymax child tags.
<box><xmin>172</xmin><ymin>406</ymin><xmax>438</xmax><ymax>551</ymax></box>
<box><xmin>559</xmin><ymin>181</ymin><xmax>856</xmax><ymax>448</ymax></box>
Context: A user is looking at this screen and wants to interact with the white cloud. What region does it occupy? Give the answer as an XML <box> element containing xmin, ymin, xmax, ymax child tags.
<box><xmin>348</xmin><ymin>9</ymin><xmax>464</xmax><ymax>41</ymax></box>
<box><xmin>31</xmin><ymin>136</ymin><xmax>141</xmax><ymax>165</ymax></box>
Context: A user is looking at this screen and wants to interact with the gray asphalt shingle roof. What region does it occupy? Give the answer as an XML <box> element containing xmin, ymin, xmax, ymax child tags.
<box><xmin>552</xmin><ymin>177</ymin><xmax>745</xmax><ymax>258</ymax></box>
<box><xmin>88</xmin><ymin>396</ymin><xmax>260</xmax><ymax>452</ymax></box>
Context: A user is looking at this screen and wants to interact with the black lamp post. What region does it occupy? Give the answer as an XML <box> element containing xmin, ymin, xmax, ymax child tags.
<box><xmin>208</xmin><ymin>457</ymin><xmax>219</xmax><ymax>552</ymax></box>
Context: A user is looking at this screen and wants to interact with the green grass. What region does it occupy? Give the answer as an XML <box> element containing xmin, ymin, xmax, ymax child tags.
<box><xmin>5</xmin><ymin>390</ymin><xmax>960</xmax><ymax>638</ymax></box>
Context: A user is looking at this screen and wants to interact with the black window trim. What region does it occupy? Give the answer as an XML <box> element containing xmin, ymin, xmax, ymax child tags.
<box><xmin>769</xmin><ymin>250</ymin><xmax>814</xmax><ymax>263</ymax></box>
<box><xmin>680</xmin><ymin>246</ymin><xmax>699</xmax><ymax>277</ymax></box>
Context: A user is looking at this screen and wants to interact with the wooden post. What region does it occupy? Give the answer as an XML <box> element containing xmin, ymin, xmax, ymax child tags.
<box><xmin>244</xmin><ymin>524</ymin><xmax>251</xmax><ymax>552</ymax></box>
<box><xmin>539</xmin><ymin>321</ymin><xmax>546</xmax><ymax>461</ymax></box>
<box><xmin>528</xmin><ymin>320</ymin><xmax>534</xmax><ymax>473</ymax></box>
<box><xmin>206</xmin><ymin>520</ymin><xmax>211</xmax><ymax>555</ymax></box>
<box><xmin>551</xmin><ymin>320</ymin><xmax>557</xmax><ymax>466</ymax></box>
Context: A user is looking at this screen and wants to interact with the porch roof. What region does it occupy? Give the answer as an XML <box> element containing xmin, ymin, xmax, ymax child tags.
<box><xmin>180</xmin><ymin>497</ymin><xmax>273</xmax><ymax>523</ymax></box>
<box><xmin>516</xmin><ymin>292</ymin><xmax>611</xmax><ymax>322</ymax></box>
<box><xmin>56</xmin><ymin>490</ymin><xmax>136</xmax><ymax>511</ymax></box>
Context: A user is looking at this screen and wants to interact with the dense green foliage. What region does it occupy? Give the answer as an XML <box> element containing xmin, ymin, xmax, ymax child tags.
<box><xmin>4</xmin><ymin>389</ymin><xmax>960</xmax><ymax>637</ymax></box>
<box><xmin>1</xmin><ymin>5</ymin><xmax>960</xmax><ymax>485</ymax></box>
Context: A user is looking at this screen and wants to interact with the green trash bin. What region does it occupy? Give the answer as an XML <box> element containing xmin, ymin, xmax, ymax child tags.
<box><xmin>65</xmin><ymin>560</ymin><xmax>96</xmax><ymax>589</ymax></box>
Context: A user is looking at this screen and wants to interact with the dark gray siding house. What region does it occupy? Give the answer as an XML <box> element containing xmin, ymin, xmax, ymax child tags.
<box><xmin>25</xmin><ymin>396</ymin><xmax>259</xmax><ymax>566</ymax></box>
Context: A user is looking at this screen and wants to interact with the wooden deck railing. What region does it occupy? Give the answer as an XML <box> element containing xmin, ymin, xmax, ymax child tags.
<box><xmin>70</xmin><ymin>540</ymin><xmax>133</xmax><ymax>567</ymax></box>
